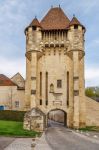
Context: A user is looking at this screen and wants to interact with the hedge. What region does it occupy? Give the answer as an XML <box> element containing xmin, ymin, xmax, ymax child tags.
<box><xmin>0</xmin><ymin>110</ymin><xmax>26</xmax><ymax>122</ymax></box>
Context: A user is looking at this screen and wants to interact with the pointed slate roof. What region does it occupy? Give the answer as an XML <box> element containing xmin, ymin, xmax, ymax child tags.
<box><xmin>69</xmin><ymin>16</ymin><xmax>85</xmax><ymax>29</ymax></box>
<box><xmin>29</xmin><ymin>18</ymin><xmax>41</xmax><ymax>27</ymax></box>
<box><xmin>40</xmin><ymin>7</ymin><xmax>70</xmax><ymax>30</ymax></box>
<box><xmin>0</xmin><ymin>74</ymin><xmax>16</xmax><ymax>86</ymax></box>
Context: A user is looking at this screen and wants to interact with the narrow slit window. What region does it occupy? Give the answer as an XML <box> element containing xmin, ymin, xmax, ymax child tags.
<box><xmin>67</xmin><ymin>71</ymin><xmax>69</xmax><ymax>106</ymax></box>
<box><xmin>40</xmin><ymin>99</ymin><xmax>42</xmax><ymax>105</ymax></box>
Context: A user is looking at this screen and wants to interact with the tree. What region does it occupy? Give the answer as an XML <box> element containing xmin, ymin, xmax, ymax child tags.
<box><xmin>85</xmin><ymin>88</ymin><xmax>95</xmax><ymax>97</ymax></box>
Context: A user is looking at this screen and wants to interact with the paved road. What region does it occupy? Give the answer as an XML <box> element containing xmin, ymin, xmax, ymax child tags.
<box><xmin>0</xmin><ymin>137</ymin><xmax>15</xmax><ymax>150</ymax></box>
<box><xmin>45</xmin><ymin>120</ymin><xmax>99</xmax><ymax>150</ymax></box>
<box><xmin>4</xmin><ymin>138</ymin><xmax>32</xmax><ymax>150</ymax></box>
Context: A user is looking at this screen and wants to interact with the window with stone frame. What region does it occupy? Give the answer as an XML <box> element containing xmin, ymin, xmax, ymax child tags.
<box><xmin>57</xmin><ymin>80</ymin><xmax>62</xmax><ymax>88</ymax></box>
<box><xmin>74</xmin><ymin>25</ymin><xmax>78</xmax><ymax>29</ymax></box>
<box><xmin>15</xmin><ymin>101</ymin><xmax>19</xmax><ymax>108</ymax></box>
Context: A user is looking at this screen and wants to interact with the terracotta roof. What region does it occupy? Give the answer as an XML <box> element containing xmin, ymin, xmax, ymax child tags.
<box><xmin>40</xmin><ymin>7</ymin><xmax>70</xmax><ymax>30</ymax></box>
<box><xmin>29</xmin><ymin>18</ymin><xmax>41</xmax><ymax>27</ymax></box>
<box><xmin>0</xmin><ymin>74</ymin><xmax>16</xmax><ymax>86</ymax></box>
<box><xmin>69</xmin><ymin>16</ymin><xmax>85</xmax><ymax>29</ymax></box>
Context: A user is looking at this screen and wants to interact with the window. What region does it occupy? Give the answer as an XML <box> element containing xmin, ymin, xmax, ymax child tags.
<box><xmin>74</xmin><ymin>25</ymin><xmax>78</xmax><ymax>29</ymax></box>
<box><xmin>32</xmin><ymin>26</ymin><xmax>36</xmax><ymax>30</ymax></box>
<box><xmin>67</xmin><ymin>71</ymin><xmax>69</xmax><ymax>107</ymax></box>
<box><xmin>46</xmin><ymin>100</ymin><xmax>48</xmax><ymax>105</ymax></box>
<box><xmin>31</xmin><ymin>90</ymin><xmax>36</xmax><ymax>94</ymax></box>
<box><xmin>46</xmin><ymin>72</ymin><xmax>48</xmax><ymax>101</ymax></box>
<box><xmin>15</xmin><ymin>101</ymin><xmax>19</xmax><ymax>108</ymax></box>
<box><xmin>57</xmin><ymin>80</ymin><xmax>62</xmax><ymax>88</ymax></box>
<box><xmin>40</xmin><ymin>72</ymin><xmax>42</xmax><ymax>97</ymax></box>
<box><xmin>40</xmin><ymin>99</ymin><xmax>42</xmax><ymax>105</ymax></box>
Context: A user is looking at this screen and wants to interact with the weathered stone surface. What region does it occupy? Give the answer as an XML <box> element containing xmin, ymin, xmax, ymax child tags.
<box><xmin>24</xmin><ymin>8</ymin><xmax>86</xmax><ymax>129</ymax></box>
<box><xmin>86</xmin><ymin>97</ymin><xmax>99</xmax><ymax>126</ymax></box>
<box><xmin>24</xmin><ymin>108</ymin><xmax>45</xmax><ymax>131</ymax></box>
<box><xmin>0</xmin><ymin>85</ymin><xmax>25</xmax><ymax>111</ymax></box>
<box><xmin>11</xmin><ymin>72</ymin><xmax>25</xmax><ymax>88</ymax></box>
<box><xmin>24</xmin><ymin>7</ymin><xmax>98</xmax><ymax>130</ymax></box>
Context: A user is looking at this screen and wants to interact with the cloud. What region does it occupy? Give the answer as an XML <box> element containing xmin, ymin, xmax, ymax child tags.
<box><xmin>0</xmin><ymin>57</ymin><xmax>25</xmax><ymax>78</ymax></box>
<box><xmin>85</xmin><ymin>67</ymin><xmax>99</xmax><ymax>87</ymax></box>
<box><xmin>0</xmin><ymin>0</ymin><xmax>99</xmax><ymax>87</ymax></box>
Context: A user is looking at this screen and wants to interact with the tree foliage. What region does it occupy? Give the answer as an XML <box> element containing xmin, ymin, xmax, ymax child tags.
<box><xmin>85</xmin><ymin>87</ymin><xmax>99</xmax><ymax>97</ymax></box>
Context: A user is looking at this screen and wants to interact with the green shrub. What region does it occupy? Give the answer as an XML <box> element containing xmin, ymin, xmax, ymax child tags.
<box><xmin>0</xmin><ymin>110</ymin><xmax>26</xmax><ymax>122</ymax></box>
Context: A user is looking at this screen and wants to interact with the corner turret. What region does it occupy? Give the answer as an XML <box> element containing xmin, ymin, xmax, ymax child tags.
<box><xmin>25</xmin><ymin>17</ymin><xmax>42</xmax><ymax>109</ymax></box>
<box><xmin>67</xmin><ymin>16</ymin><xmax>85</xmax><ymax>60</ymax></box>
<box><xmin>66</xmin><ymin>15</ymin><xmax>86</xmax><ymax>128</ymax></box>
<box><xmin>25</xmin><ymin>17</ymin><xmax>42</xmax><ymax>60</ymax></box>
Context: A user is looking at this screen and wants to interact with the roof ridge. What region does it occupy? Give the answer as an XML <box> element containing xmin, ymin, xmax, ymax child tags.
<box><xmin>40</xmin><ymin>7</ymin><xmax>70</xmax><ymax>30</ymax></box>
<box><xmin>11</xmin><ymin>72</ymin><xmax>24</xmax><ymax>80</ymax></box>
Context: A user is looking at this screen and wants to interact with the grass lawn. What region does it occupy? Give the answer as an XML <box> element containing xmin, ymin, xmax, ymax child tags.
<box><xmin>0</xmin><ymin>120</ymin><xmax>40</xmax><ymax>137</ymax></box>
<box><xmin>79</xmin><ymin>126</ymin><xmax>99</xmax><ymax>132</ymax></box>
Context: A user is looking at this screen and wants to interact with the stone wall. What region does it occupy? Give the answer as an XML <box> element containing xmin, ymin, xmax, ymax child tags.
<box><xmin>25</xmin><ymin>21</ymin><xmax>86</xmax><ymax>128</ymax></box>
<box><xmin>11</xmin><ymin>73</ymin><xmax>25</xmax><ymax>88</ymax></box>
<box><xmin>86</xmin><ymin>96</ymin><xmax>99</xmax><ymax>126</ymax></box>
<box><xmin>0</xmin><ymin>86</ymin><xmax>25</xmax><ymax>110</ymax></box>
<box><xmin>24</xmin><ymin>108</ymin><xmax>45</xmax><ymax>132</ymax></box>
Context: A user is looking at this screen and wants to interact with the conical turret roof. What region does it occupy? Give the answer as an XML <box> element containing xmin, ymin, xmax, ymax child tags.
<box><xmin>40</xmin><ymin>7</ymin><xmax>70</xmax><ymax>30</ymax></box>
<box><xmin>69</xmin><ymin>16</ymin><xmax>85</xmax><ymax>29</ymax></box>
<box><xmin>29</xmin><ymin>17</ymin><xmax>41</xmax><ymax>27</ymax></box>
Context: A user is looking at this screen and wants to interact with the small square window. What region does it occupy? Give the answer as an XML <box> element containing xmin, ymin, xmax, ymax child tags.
<box><xmin>74</xmin><ymin>25</ymin><xmax>78</xmax><ymax>29</ymax></box>
<box><xmin>15</xmin><ymin>101</ymin><xmax>19</xmax><ymax>108</ymax></box>
<box><xmin>32</xmin><ymin>26</ymin><xmax>36</xmax><ymax>30</ymax></box>
<box><xmin>31</xmin><ymin>90</ymin><xmax>36</xmax><ymax>94</ymax></box>
<box><xmin>57</xmin><ymin>80</ymin><xmax>62</xmax><ymax>88</ymax></box>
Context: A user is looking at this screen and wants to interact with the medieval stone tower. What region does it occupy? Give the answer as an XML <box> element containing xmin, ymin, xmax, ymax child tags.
<box><xmin>24</xmin><ymin>6</ymin><xmax>86</xmax><ymax>130</ymax></box>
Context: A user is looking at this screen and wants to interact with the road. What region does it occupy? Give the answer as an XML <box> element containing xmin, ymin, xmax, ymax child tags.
<box><xmin>46</xmin><ymin>120</ymin><xmax>99</xmax><ymax>150</ymax></box>
<box><xmin>0</xmin><ymin>137</ymin><xmax>15</xmax><ymax>150</ymax></box>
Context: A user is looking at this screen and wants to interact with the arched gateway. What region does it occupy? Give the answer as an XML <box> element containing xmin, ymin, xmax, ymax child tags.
<box><xmin>47</xmin><ymin>109</ymin><xmax>67</xmax><ymax>127</ymax></box>
<box><xmin>24</xmin><ymin>6</ymin><xmax>86</xmax><ymax>131</ymax></box>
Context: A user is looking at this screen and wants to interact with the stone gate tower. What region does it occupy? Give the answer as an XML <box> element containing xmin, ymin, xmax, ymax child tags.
<box><xmin>24</xmin><ymin>6</ymin><xmax>86</xmax><ymax>130</ymax></box>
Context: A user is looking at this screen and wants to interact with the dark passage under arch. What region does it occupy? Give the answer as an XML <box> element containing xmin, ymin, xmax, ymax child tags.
<box><xmin>47</xmin><ymin>109</ymin><xmax>67</xmax><ymax>127</ymax></box>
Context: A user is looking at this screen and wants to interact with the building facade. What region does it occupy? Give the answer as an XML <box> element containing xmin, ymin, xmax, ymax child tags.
<box><xmin>0</xmin><ymin>73</ymin><xmax>25</xmax><ymax>111</ymax></box>
<box><xmin>24</xmin><ymin>6</ymin><xmax>86</xmax><ymax>129</ymax></box>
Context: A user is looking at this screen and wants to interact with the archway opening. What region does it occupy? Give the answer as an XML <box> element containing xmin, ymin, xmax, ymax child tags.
<box><xmin>47</xmin><ymin>109</ymin><xmax>67</xmax><ymax>127</ymax></box>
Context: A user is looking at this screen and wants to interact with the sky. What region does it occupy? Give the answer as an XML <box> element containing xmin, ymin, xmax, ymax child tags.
<box><xmin>0</xmin><ymin>0</ymin><xmax>99</xmax><ymax>87</ymax></box>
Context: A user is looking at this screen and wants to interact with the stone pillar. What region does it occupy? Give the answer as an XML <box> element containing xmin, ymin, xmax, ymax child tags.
<box><xmin>24</xmin><ymin>58</ymin><xmax>31</xmax><ymax>110</ymax></box>
<box><xmin>30</xmin><ymin>52</ymin><xmax>37</xmax><ymax>108</ymax></box>
<box><xmin>73</xmin><ymin>51</ymin><xmax>80</xmax><ymax>128</ymax></box>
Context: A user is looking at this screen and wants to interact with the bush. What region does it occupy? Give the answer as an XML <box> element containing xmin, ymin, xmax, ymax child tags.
<box><xmin>0</xmin><ymin>110</ymin><xmax>26</xmax><ymax>122</ymax></box>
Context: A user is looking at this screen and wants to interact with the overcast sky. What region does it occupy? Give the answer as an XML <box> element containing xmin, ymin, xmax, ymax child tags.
<box><xmin>0</xmin><ymin>0</ymin><xmax>99</xmax><ymax>87</ymax></box>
